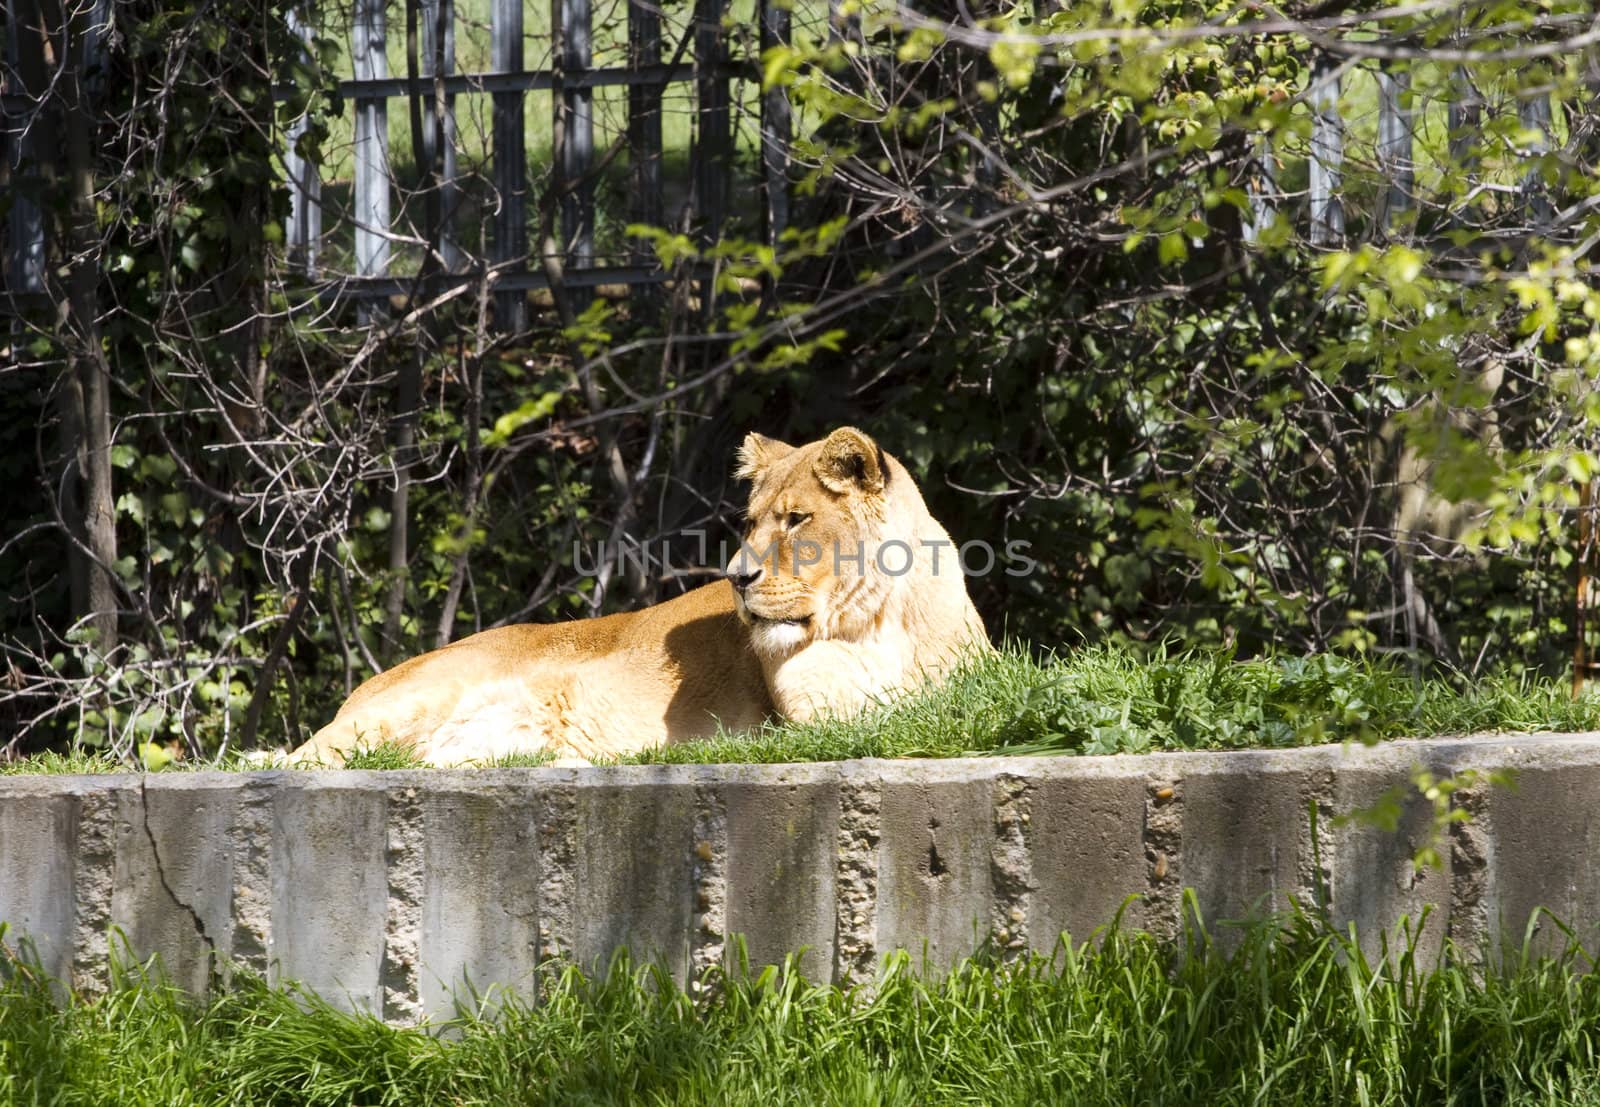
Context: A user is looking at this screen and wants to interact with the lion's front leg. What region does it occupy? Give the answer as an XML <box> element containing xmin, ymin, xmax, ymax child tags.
<box><xmin>765</xmin><ymin>636</ymin><xmax>912</xmax><ymax>723</ymax></box>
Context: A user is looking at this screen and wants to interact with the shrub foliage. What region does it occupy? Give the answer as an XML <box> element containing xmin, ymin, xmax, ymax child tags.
<box><xmin>2</xmin><ymin>0</ymin><xmax>1598</xmax><ymax>757</ymax></box>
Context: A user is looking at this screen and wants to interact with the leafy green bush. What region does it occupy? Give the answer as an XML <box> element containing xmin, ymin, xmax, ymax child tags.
<box><xmin>6</xmin><ymin>0</ymin><xmax>1598</xmax><ymax>763</ymax></box>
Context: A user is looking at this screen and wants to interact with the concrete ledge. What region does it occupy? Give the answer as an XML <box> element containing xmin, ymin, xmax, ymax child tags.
<box><xmin>3</xmin><ymin>733</ymin><xmax>1599</xmax><ymax>1018</ymax></box>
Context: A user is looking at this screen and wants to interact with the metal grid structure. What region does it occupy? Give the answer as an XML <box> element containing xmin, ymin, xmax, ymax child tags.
<box><xmin>0</xmin><ymin>0</ymin><xmax>797</xmax><ymax>325</ymax></box>
<box><xmin>4</xmin><ymin>23</ymin><xmax>1579</xmax><ymax>318</ymax></box>
<box><xmin>278</xmin><ymin>0</ymin><xmax>794</xmax><ymax>330</ymax></box>
<box><xmin>1244</xmin><ymin>55</ymin><xmax>1558</xmax><ymax>246</ymax></box>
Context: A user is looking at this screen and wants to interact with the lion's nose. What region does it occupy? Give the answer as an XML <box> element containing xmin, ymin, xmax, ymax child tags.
<box><xmin>726</xmin><ymin>566</ymin><xmax>763</xmax><ymax>592</ymax></box>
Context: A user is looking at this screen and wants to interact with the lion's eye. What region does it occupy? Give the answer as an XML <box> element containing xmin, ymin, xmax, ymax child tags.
<box><xmin>785</xmin><ymin>512</ymin><xmax>810</xmax><ymax>530</ymax></box>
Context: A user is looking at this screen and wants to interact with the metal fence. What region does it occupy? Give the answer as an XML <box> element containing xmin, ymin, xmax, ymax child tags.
<box><xmin>0</xmin><ymin>0</ymin><xmax>805</xmax><ymax>328</ymax></box>
<box><xmin>1245</xmin><ymin>55</ymin><xmax>1566</xmax><ymax>249</ymax></box>
<box><xmin>0</xmin><ymin>8</ymin><xmax>1592</xmax><ymax>326</ymax></box>
<box><xmin>275</xmin><ymin>0</ymin><xmax>799</xmax><ymax>330</ymax></box>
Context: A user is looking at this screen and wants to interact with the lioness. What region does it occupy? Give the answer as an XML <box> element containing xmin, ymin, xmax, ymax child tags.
<box><xmin>290</xmin><ymin>427</ymin><xmax>989</xmax><ymax>765</ymax></box>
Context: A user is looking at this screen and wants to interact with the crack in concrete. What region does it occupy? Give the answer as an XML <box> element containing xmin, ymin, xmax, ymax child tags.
<box><xmin>138</xmin><ymin>774</ymin><xmax>218</xmax><ymax>969</ymax></box>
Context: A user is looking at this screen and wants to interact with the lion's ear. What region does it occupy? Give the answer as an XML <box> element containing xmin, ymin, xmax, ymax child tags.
<box><xmin>814</xmin><ymin>427</ymin><xmax>888</xmax><ymax>495</ymax></box>
<box><xmin>735</xmin><ymin>432</ymin><xmax>796</xmax><ymax>481</ymax></box>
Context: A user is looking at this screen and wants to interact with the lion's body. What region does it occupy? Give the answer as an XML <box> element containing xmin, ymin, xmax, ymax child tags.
<box><xmin>293</xmin><ymin>582</ymin><xmax>769</xmax><ymax>764</ymax></box>
<box><xmin>291</xmin><ymin>427</ymin><xmax>989</xmax><ymax>765</ymax></box>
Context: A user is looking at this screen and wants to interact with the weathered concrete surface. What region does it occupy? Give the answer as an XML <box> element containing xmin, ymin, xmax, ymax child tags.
<box><xmin>3</xmin><ymin>733</ymin><xmax>1600</xmax><ymax>1020</ymax></box>
<box><xmin>1328</xmin><ymin>743</ymin><xmax>1452</xmax><ymax>966</ymax></box>
<box><xmin>570</xmin><ymin>772</ymin><xmax>698</xmax><ymax>980</ymax></box>
<box><xmin>1177</xmin><ymin>751</ymin><xmax>1329</xmax><ymax>949</ymax></box>
<box><xmin>1025</xmin><ymin>762</ymin><xmax>1150</xmax><ymax>952</ymax></box>
<box><xmin>111</xmin><ymin>777</ymin><xmax>241</xmax><ymax>995</ymax></box>
<box><xmin>268</xmin><ymin>776</ymin><xmax>388</xmax><ymax>1013</ymax></box>
<box><xmin>419</xmin><ymin>778</ymin><xmax>543</xmax><ymax>1017</ymax></box>
<box><xmin>1475</xmin><ymin>758</ymin><xmax>1600</xmax><ymax>959</ymax></box>
<box><xmin>722</xmin><ymin>765</ymin><xmax>839</xmax><ymax>981</ymax></box>
<box><xmin>0</xmin><ymin>780</ymin><xmax>82</xmax><ymax>986</ymax></box>
<box><xmin>876</xmin><ymin>766</ymin><xmax>994</xmax><ymax>974</ymax></box>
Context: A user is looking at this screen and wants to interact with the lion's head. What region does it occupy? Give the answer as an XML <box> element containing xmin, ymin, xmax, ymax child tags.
<box><xmin>724</xmin><ymin>427</ymin><xmax>900</xmax><ymax>656</ymax></box>
<box><xmin>723</xmin><ymin>428</ymin><xmax>988</xmax><ymax>704</ymax></box>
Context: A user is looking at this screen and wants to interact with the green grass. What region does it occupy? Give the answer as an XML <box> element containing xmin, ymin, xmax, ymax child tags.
<box><xmin>5</xmin><ymin>908</ymin><xmax>1600</xmax><ymax>1105</ymax></box>
<box><xmin>0</xmin><ymin>750</ymin><xmax>128</xmax><ymax>776</ymax></box>
<box><xmin>623</xmin><ymin>644</ymin><xmax>1600</xmax><ymax>765</ymax></box>
<box><xmin>9</xmin><ymin>645</ymin><xmax>1600</xmax><ymax>773</ymax></box>
<box><xmin>333</xmin><ymin>742</ymin><xmax>432</xmax><ymax>770</ymax></box>
<box><xmin>0</xmin><ymin>739</ymin><xmax>554</xmax><ymax>774</ymax></box>
<box><xmin>311</xmin><ymin>745</ymin><xmax>559</xmax><ymax>770</ymax></box>
<box><xmin>0</xmin><ymin>747</ymin><xmax>318</xmax><ymax>776</ymax></box>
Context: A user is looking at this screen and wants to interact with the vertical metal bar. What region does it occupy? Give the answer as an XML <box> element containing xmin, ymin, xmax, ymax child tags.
<box><xmin>1308</xmin><ymin>55</ymin><xmax>1343</xmax><ymax>247</ymax></box>
<box><xmin>557</xmin><ymin>0</ymin><xmax>593</xmax><ymax>268</ymax></box>
<box><xmin>77</xmin><ymin>0</ymin><xmax>110</xmax><ymax>96</ymax></box>
<box><xmin>1448</xmin><ymin>67</ymin><xmax>1481</xmax><ymax>169</ymax></box>
<box><xmin>352</xmin><ymin>0</ymin><xmax>390</xmax><ymax>282</ymax></box>
<box><xmin>1577</xmin><ymin>478</ymin><xmax>1598</xmax><ymax>698</ymax></box>
<box><xmin>1447</xmin><ymin>66</ymin><xmax>1482</xmax><ymax>229</ymax></box>
<box><xmin>3</xmin><ymin>0</ymin><xmax>46</xmax><ymax>294</ymax></box>
<box><xmin>1241</xmin><ymin>136</ymin><xmax>1276</xmax><ymax>246</ymax></box>
<box><xmin>1376</xmin><ymin>65</ymin><xmax>1413</xmax><ymax>232</ymax></box>
<box><xmin>694</xmin><ymin>0</ymin><xmax>728</xmax><ymax>245</ymax></box>
<box><xmin>759</xmin><ymin>0</ymin><xmax>790</xmax><ymax>247</ymax></box>
<box><xmin>1520</xmin><ymin>86</ymin><xmax>1553</xmax><ymax>229</ymax></box>
<box><xmin>284</xmin><ymin>8</ymin><xmax>323</xmax><ymax>275</ymax></box>
<box><xmin>420</xmin><ymin>0</ymin><xmax>460</xmax><ymax>270</ymax></box>
<box><xmin>627</xmin><ymin>0</ymin><xmax>663</xmax><ymax>258</ymax></box>
<box><xmin>491</xmin><ymin>0</ymin><xmax>526</xmax><ymax>331</ymax></box>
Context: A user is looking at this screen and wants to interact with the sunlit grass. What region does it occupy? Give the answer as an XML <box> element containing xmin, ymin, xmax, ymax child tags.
<box><xmin>0</xmin><ymin>749</ymin><xmax>131</xmax><ymax>776</ymax></box>
<box><xmin>625</xmin><ymin>643</ymin><xmax>1600</xmax><ymax>765</ymax></box>
<box><xmin>331</xmin><ymin>741</ymin><xmax>431</xmax><ymax>770</ymax></box>
<box><xmin>9</xmin><ymin>644</ymin><xmax>1599</xmax><ymax>773</ymax></box>
<box><xmin>5</xmin><ymin>908</ymin><xmax>1600</xmax><ymax>1105</ymax></box>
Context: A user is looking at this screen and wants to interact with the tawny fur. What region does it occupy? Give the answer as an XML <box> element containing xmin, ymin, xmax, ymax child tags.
<box><xmin>291</xmin><ymin>427</ymin><xmax>989</xmax><ymax>765</ymax></box>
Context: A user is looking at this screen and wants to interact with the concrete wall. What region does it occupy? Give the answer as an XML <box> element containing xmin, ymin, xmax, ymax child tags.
<box><xmin>2</xmin><ymin>733</ymin><xmax>1598</xmax><ymax>1020</ymax></box>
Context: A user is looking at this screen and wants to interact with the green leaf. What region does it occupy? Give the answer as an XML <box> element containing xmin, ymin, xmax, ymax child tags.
<box><xmin>139</xmin><ymin>742</ymin><xmax>174</xmax><ymax>771</ymax></box>
<box><xmin>486</xmin><ymin>390</ymin><xmax>563</xmax><ymax>449</ymax></box>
